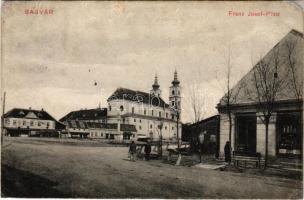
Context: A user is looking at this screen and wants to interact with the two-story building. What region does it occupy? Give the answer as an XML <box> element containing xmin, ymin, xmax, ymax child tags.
<box><xmin>3</xmin><ymin>108</ymin><xmax>64</xmax><ymax>137</ymax></box>
<box><xmin>60</xmin><ymin>108</ymin><xmax>137</xmax><ymax>139</ymax></box>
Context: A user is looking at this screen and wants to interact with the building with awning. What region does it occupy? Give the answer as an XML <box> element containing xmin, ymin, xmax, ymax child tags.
<box><xmin>60</xmin><ymin>119</ymin><xmax>136</xmax><ymax>140</ymax></box>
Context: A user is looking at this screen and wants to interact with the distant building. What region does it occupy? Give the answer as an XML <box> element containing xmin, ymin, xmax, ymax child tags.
<box><xmin>182</xmin><ymin>115</ymin><xmax>220</xmax><ymax>157</ymax></box>
<box><xmin>106</xmin><ymin>71</ymin><xmax>182</xmax><ymax>142</ymax></box>
<box><xmin>60</xmin><ymin>108</ymin><xmax>107</xmax><ymax>123</ymax></box>
<box><xmin>59</xmin><ymin>108</ymin><xmax>137</xmax><ymax>139</ymax></box>
<box><xmin>3</xmin><ymin>108</ymin><xmax>65</xmax><ymax>137</ymax></box>
<box><xmin>217</xmin><ymin>30</ymin><xmax>303</xmax><ymax>158</ymax></box>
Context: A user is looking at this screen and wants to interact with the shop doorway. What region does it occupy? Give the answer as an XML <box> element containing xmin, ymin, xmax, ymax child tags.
<box><xmin>235</xmin><ymin>115</ymin><xmax>257</xmax><ymax>154</ymax></box>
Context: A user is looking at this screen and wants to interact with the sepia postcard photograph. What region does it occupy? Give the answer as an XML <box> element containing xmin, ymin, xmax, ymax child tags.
<box><xmin>1</xmin><ymin>0</ymin><xmax>303</xmax><ymax>199</ymax></box>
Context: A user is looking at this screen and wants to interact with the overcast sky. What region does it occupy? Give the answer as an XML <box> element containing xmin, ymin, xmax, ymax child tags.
<box><xmin>2</xmin><ymin>1</ymin><xmax>303</xmax><ymax>123</ymax></box>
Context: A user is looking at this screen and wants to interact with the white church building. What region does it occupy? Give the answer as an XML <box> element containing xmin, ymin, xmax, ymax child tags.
<box><xmin>107</xmin><ymin>71</ymin><xmax>182</xmax><ymax>142</ymax></box>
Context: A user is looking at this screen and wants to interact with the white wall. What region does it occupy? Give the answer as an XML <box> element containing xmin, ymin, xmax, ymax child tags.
<box><xmin>219</xmin><ymin>113</ymin><xmax>235</xmax><ymax>157</ymax></box>
<box><xmin>4</xmin><ymin>117</ymin><xmax>55</xmax><ymax>130</ymax></box>
<box><xmin>256</xmin><ymin>113</ymin><xmax>277</xmax><ymax>156</ymax></box>
<box><xmin>107</xmin><ymin>99</ymin><xmax>181</xmax><ymax>140</ymax></box>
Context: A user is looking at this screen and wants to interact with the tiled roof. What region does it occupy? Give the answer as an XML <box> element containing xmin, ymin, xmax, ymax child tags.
<box><xmin>218</xmin><ymin>29</ymin><xmax>304</xmax><ymax>107</ymax></box>
<box><xmin>60</xmin><ymin>108</ymin><xmax>107</xmax><ymax>122</ymax></box>
<box><xmin>107</xmin><ymin>87</ymin><xmax>169</xmax><ymax>108</ymax></box>
<box><xmin>3</xmin><ymin>108</ymin><xmax>56</xmax><ymax>121</ymax></box>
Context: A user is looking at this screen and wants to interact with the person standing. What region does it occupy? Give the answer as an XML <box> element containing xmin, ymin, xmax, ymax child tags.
<box><xmin>224</xmin><ymin>141</ymin><xmax>231</xmax><ymax>164</ymax></box>
<box><xmin>144</xmin><ymin>141</ymin><xmax>152</xmax><ymax>161</ymax></box>
<box><xmin>129</xmin><ymin>141</ymin><xmax>137</xmax><ymax>161</ymax></box>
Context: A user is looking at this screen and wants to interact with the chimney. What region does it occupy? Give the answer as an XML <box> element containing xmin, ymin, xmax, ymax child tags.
<box><xmin>29</xmin><ymin>107</ymin><xmax>32</xmax><ymax>110</ymax></box>
<box><xmin>41</xmin><ymin>108</ymin><xmax>44</xmax><ymax>111</ymax></box>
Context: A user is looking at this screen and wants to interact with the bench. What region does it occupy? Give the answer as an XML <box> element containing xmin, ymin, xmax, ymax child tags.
<box><xmin>233</xmin><ymin>151</ymin><xmax>265</xmax><ymax>168</ymax></box>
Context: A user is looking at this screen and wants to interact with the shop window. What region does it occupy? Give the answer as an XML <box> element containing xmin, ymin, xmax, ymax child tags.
<box><xmin>277</xmin><ymin>113</ymin><xmax>302</xmax><ymax>155</ymax></box>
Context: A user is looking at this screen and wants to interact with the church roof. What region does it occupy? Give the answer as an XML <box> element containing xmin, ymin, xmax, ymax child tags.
<box><xmin>107</xmin><ymin>87</ymin><xmax>169</xmax><ymax>108</ymax></box>
<box><xmin>3</xmin><ymin>108</ymin><xmax>56</xmax><ymax>121</ymax></box>
<box><xmin>218</xmin><ymin>29</ymin><xmax>303</xmax><ymax>107</ymax></box>
<box><xmin>60</xmin><ymin>108</ymin><xmax>107</xmax><ymax>122</ymax></box>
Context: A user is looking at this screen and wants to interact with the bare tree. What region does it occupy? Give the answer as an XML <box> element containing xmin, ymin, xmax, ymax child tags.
<box><xmin>184</xmin><ymin>68</ymin><xmax>206</xmax><ymax>123</ymax></box>
<box><xmin>247</xmin><ymin>47</ymin><xmax>288</xmax><ymax>169</ymax></box>
<box><xmin>284</xmin><ymin>38</ymin><xmax>303</xmax><ymax>101</ymax></box>
<box><xmin>188</xmin><ymin>83</ymin><xmax>206</xmax><ymax>123</ymax></box>
<box><xmin>218</xmin><ymin>47</ymin><xmax>241</xmax><ymax>147</ymax></box>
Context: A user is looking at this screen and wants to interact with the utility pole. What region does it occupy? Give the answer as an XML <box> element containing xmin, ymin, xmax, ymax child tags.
<box><xmin>1</xmin><ymin>92</ymin><xmax>6</xmax><ymax>145</ymax></box>
<box><xmin>175</xmin><ymin>96</ymin><xmax>181</xmax><ymax>166</ymax></box>
<box><xmin>158</xmin><ymin>118</ymin><xmax>163</xmax><ymax>158</ymax></box>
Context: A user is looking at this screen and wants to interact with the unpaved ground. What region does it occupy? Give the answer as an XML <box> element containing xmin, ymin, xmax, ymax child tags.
<box><xmin>1</xmin><ymin>137</ymin><xmax>303</xmax><ymax>198</ymax></box>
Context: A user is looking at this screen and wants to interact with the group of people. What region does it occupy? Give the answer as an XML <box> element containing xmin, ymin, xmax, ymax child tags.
<box><xmin>129</xmin><ymin>140</ymin><xmax>232</xmax><ymax>163</ymax></box>
<box><xmin>128</xmin><ymin>140</ymin><xmax>151</xmax><ymax>162</ymax></box>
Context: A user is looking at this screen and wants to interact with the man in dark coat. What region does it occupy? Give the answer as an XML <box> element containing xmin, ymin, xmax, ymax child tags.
<box><xmin>144</xmin><ymin>141</ymin><xmax>152</xmax><ymax>161</ymax></box>
<box><xmin>224</xmin><ymin>141</ymin><xmax>231</xmax><ymax>164</ymax></box>
<box><xmin>129</xmin><ymin>141</ymin><xmax>137</xmax><ymax>161</ymax></box>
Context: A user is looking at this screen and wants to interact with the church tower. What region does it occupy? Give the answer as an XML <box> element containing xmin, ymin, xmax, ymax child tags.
<box><xmin>150</xmin><ymin>74</ymin><xmax>161</xmax><ymax>97</ymax></box>
<box><xmin>169</xmin><ymin>70</ymin><xmax>181</xmax><ymax>113</ymax></box>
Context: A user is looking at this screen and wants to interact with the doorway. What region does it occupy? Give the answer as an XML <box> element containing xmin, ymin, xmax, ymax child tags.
<box><xmin>236</xmin><ymin>115</ymin><xmax>257</xmax><ymax>154</ymax></box>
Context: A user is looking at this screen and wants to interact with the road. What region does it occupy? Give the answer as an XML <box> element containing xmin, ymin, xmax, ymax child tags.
<box><xmin>1</xmin><ymin>137</ymin><xmax>302</xmax><ymax>198</ymax></box>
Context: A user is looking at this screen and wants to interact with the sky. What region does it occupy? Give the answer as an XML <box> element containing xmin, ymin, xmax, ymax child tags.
<box><xmin>2</xmin><ymin>1</ymin><xmax>303</xmax><ymax>123</ymax></box>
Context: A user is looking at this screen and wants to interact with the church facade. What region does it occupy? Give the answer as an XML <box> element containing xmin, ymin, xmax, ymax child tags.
<box><xmin>107</xmin><ymin>71</ymin><xmax>182</xmax><ymax>142</ymax></box>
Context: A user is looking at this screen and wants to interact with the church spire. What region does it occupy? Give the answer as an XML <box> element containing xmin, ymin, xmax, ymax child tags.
<box><xmin>171</xmin><ymin>70</ymin><xmax>180</xmax><ymax>86</ymax></box>
<box><xmin>152</xmin><ymin>74</ymin><xmax>160</xmax><ymax>90</ymax></box>
<box><xmin>150</xmin><ymin>74</ymin><xmax>161</xmax><ymax>97</ymax></box>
